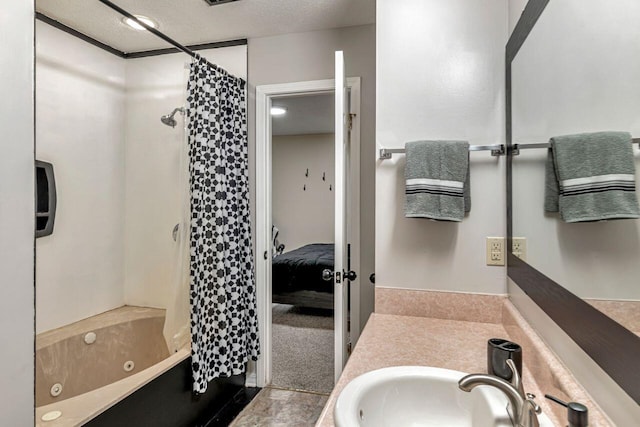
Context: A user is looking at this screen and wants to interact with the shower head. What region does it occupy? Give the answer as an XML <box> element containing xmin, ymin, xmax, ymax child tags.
<box><xmin>161</xmin><ymin>107</ymin><xmax>185</xmax><ymax>128</ymax></box>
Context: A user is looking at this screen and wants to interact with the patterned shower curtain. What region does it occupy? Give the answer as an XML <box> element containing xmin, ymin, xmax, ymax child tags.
<box><xmin>186</xmin><ymin>55</ymin><xmax>259</xmax><ymax>393</ymax></box>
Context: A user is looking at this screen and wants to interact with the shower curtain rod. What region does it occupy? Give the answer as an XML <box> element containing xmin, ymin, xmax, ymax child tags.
<box><xmin>97</xmin><ymin>0</ymin><xmax>217</xmax><ymax>69</ymax></box>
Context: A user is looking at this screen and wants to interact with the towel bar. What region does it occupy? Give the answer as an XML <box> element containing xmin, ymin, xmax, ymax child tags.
<box><xmin>379</xmin><ymin>144</ymin><xmax>506</xmax><ymax>160</ymax></box>
<box><xmin>513</xmin><ymin>138</ymin><xmax>640</xmax><ymax>155</ymax></box>
<box><xmin>379</xmin><ymin>138</ymin><xmax>639</xmax><ymax>159</ymax></box>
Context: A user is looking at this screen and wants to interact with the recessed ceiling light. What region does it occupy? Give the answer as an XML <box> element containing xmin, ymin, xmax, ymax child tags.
<box><xmin>122</xmin><ymin>15</ymin><xmax>158</xmax><ymax>31</ymax></box>
<box><xmin>271</xmin><ymin>107</ymin><xmax>287</xmax><ymax>116</ymax></box>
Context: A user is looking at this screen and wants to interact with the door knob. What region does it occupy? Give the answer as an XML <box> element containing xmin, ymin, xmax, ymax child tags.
<box><xmin>343</xmin><ymin>270</ymin><xmax>357</xmax><ymax>281</ymax></box>
<box><xmin>322</xmin><ymin>269</ymin><xmax>333</xmax><ymax>281</ymax></box>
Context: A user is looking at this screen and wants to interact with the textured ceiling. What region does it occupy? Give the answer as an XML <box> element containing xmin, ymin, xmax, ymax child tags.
<box><xmin>272</xmin><ymin>93</ymin><xmax>334</xmax><ymax>136</ymax></box>
<box><xmin>35</xmin><ymin>0</ymin><xmax>376</xmax><ymax>53</ymax></box>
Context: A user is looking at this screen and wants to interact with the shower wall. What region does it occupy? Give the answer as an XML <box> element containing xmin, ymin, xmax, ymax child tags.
<box><xmin>36</xmin><ymin>19</ymin><xmax>248</xmax><ymax>331</ymax></box>
<box><xmin>35</xmin><ymin>21</ymin><xmax>127</xmax><ymax>333</ymax></box>
<box><xmin>122</xmin><ymin>46</ymin><xmax>248</xmax><ymax>308</ymax></box>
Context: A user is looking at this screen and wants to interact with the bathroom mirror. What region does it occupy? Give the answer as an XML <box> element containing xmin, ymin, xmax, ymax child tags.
<box><xmin>507</xmin><ymin>0</ymin><xmax>640</xmax><ymax>405</ymax></box>
<box><xmin>511</xmin><ymin>0</ymin><xmax>640</xmax><ymax>334</ymax></box>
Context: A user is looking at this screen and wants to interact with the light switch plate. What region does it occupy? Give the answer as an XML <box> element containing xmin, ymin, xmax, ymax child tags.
<box><xmin>486</xmin><ymin>237</ymin><xmax>505</xmax><ymax>266</ymax></box>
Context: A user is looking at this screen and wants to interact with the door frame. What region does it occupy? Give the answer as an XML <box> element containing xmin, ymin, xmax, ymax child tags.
<box><xmin>253</xmin><ymin>78</ymin><xmax>361</xmax><ymax>388</ymax></box>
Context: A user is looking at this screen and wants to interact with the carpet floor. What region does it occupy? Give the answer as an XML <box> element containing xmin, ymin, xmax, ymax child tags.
<box><xmin>271</xmin><ymin>304</ymin><xmax>334</xmax><ymax>394</ymax></box>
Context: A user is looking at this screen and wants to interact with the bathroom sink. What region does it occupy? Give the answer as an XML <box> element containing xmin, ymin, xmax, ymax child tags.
<box><xmin>334</xmin><ymin>366</ymin><xmax>554</xmax><ymax>427</ymax></box>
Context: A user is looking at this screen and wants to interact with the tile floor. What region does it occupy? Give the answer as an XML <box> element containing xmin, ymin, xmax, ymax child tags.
<box><xmin>229</xmin><ymin>387</ymin><xmax>329</xmax><ymax>427</ymax></box>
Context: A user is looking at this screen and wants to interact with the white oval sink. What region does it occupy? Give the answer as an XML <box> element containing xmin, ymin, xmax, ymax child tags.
<box><xmin>334</xmin><ymin>366</ymin><xmax>554</xmax><ymax>427</ymax></box>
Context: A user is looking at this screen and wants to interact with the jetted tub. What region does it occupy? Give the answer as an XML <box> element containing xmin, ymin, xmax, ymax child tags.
<box><xmin>36</xmin><ymin>306</ymin><xmax>190</xmax><ymax>426</ymax></box>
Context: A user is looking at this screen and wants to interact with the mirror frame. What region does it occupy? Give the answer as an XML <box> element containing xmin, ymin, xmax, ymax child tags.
<box><xmin>506</xmin><ymin>0</ymin><xmax>640</xmax><ymax>405</ymax></box>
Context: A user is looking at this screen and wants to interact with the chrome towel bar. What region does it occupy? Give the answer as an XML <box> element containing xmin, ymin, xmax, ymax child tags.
<box><xmin>379</xmin><ymin>144</ymin><xmax>506</xmax><ymax>160</ymax></box>
<box><xmin>512</xmin><ymin>138</ymin><xmax>640</xmax><ymax>155</ymax></box>
<box><xmin>379</xmin><ymin>138</ymin><xmax>639</xmax><ymax>160</ymax></box>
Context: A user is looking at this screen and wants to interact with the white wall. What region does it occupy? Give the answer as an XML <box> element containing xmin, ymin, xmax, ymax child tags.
<box><xmin>272</xmin><ymin>134</ymin><xmax>335</xmax><ymax>250</ymax></box>
<box><xmin>376</xmin><ymin>0</ymin><xmax>508</xmax><ymax>295</ymax></box>
<box><xmin>511</xmin><ymin>0</ymin><xmax>640</xmax><ymax>301</ymax></box>
<box><xmin>249</xmin><ymin>25</ymin><xmax>376</xmax><ymax>330</ymax></box>
<box><xmin>0</xmin><ymin>1</ymin><xmax>35</xmax><ymax>424</ymax></box>
<box><xmin>123</xmin><ymin>46</ymin><xmax>248</xmax><ymax>308</ymax></box>
<box><xmin>34</xmin><ymin>21</ymin><xmax>248</xmax><ymax>324</ymax></box>
<box><xmin>35</xmin><ymin>21</ymin><xmax>127</xmax><ymax>333</ymax></box>
<box><xmin>509</xmin><ymin>0</ymin><xmax>529</xmax><ymax>33</ymax></box>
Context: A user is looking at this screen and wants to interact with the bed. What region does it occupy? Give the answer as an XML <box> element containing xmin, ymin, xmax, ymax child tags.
<box><xmin>272</xmin><ymin>243</ymin><xmax>334</xmax><ymax>310</ymax></box>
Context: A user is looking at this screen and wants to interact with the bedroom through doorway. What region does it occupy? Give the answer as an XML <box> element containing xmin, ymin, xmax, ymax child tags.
<box><xmin>270</xmin><ymin>92</ymin><xmax>336</xmax><ymax>394</ymax></box>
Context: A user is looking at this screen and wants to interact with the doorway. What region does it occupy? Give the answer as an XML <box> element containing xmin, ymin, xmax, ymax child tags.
<box><xmin>270</xmin><ymin>92</ymin><xmax>336</xmax><ymax>393</ymax></box>
<box><xmin>254</xmin><ymin>73</ymin><xmax>361</xmax><ymax>390</ymax></box>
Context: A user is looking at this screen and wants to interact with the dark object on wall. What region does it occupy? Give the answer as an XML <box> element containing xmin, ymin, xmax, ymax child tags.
<box><xmin>203</xmin><ymin>0</ymin><xmax>239</xmax><ymax>5</ymax></box>
<box><xmin>487</xmin><ymin>338</ymin><xmax>522</xmax><ymax>381</ymax></box>
<box><xmin>506</xmin><ymin>0</ymin><xmax>640</xmax><ymax>405</ymax></box>
<box><xmin>35</xmin><ymin>160</ymin><xmax>56</xmax><ymax>238</ymax></box>
<box><xmin>84</xmin><ymin>357</ymin><xmax>254</xmax><ymax>427</ymax></box>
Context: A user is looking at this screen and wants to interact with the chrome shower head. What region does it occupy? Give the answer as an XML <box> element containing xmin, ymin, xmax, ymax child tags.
<box><xmin>161</xmin><ymin>115</ymin><xmax>177</xmax><ymax>128</ymax></box>
<box><xmin>161</xmin><ymin>107</ymin><xmax>185</xmax><ymax>128</ymax></box>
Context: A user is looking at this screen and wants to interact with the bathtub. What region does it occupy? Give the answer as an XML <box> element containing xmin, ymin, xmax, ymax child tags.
<box><xmin>35</xmin><ymin>306</ymin><xmax>190</xmax><ymax>426</ymax></box>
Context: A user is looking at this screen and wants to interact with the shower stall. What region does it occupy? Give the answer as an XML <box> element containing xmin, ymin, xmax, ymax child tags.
<box><xmin>33</xmin><ymin>2</ymin><xmax>250</xmax><ymax>425</ymax></box>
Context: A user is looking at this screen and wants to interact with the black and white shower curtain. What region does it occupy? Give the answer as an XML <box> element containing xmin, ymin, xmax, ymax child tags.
<box><xmin>186</xmin><ymin>56</ymin><xmax>259</xmax><ymax>393</ymax></box>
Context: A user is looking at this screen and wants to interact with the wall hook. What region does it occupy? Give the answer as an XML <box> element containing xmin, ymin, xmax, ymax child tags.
<box><xmin>304</xmin><ymin>184</ymin><xmax>306</xmax><ymax>191</ymax></box>
<box><xmin>329</xmin><ymin>184</ymin><xmax>332</xmax><ymax>191</ymax></box>
<box><xmin>322</xmin><ymin>172</ymin><xmax>326</xmax><ymax>181</ymax></box>
<box><xmin>305</xmin><ymin>168</ymin><xmax>309</xmax><ymax>177</ymax></box>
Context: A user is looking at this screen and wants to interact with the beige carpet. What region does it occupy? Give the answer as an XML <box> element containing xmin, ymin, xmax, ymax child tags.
<box><xmin>271</xmin><ymin>304</ymin><xmax>334</xmax><ymax>394</ymax></box>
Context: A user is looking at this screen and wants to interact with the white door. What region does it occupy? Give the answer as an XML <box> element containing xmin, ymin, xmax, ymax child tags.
<box><xmin>334</xmin><ymin>50</ymin><xmax>350</xmax><ymax>380</ymax></box>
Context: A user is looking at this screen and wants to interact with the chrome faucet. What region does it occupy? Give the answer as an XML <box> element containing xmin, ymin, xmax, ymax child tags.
<box><xmin>458</xmin><ymin>359</ymin><xmax>541</xmax><ymax>427</ymax></box>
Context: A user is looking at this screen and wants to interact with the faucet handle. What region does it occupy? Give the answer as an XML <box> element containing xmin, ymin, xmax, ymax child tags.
<box><xmin>526</xmin><ymin>394</ymin><xmax>542</xmax><ymax>414</ymax></box>
<box><xmin>523</xmin><ymin>397</ymin><xmax>542</xmax><ymax>427</ymax></box>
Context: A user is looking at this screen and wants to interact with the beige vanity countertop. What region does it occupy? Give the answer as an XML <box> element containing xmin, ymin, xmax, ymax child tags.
<box><xmin>315</xmin><ymin>313</ymin><xmax>563</xmax><ymax>427</ymax></box>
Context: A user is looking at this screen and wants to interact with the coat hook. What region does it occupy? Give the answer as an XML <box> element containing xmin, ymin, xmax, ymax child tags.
<box><xmin>322</xmin><ymin>172</ymin><xmax>326</xmax><ymax>181</ymax></box>
<box><xmin>305</xmin><ymin>168</ymin><xmax>309</xmax><ymax>177</ymax></box>
<box><xmin>304</xmin><ymin>184</ymin><xmax>306</xmax><ymax>191</ymax></box>
<box><xmin>329</xmin><ymin>184</ymin><xmax>332</xmax><ymax>191</ymax></box>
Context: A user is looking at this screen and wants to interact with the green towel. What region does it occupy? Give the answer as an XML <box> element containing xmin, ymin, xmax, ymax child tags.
<box><xmin>405</xmin><ymin>140</ymin><xmax>470</xmax><ymax>221</ymax></box>
<box><xmin>544</xmin><ymin>131</ymin><xmax>640</xmax><ymax>222</ymax></box>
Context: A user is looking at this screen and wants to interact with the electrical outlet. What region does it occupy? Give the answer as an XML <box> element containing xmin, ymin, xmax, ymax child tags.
<box><xmin>486</xmin><ymin>237</ymin><xmax>505</xmax><ymax>266</ymax></box>
<box><xmin>512</xmin><ymin>237</ymin><xmax>527</xmax><ymax>261</ymax></box>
